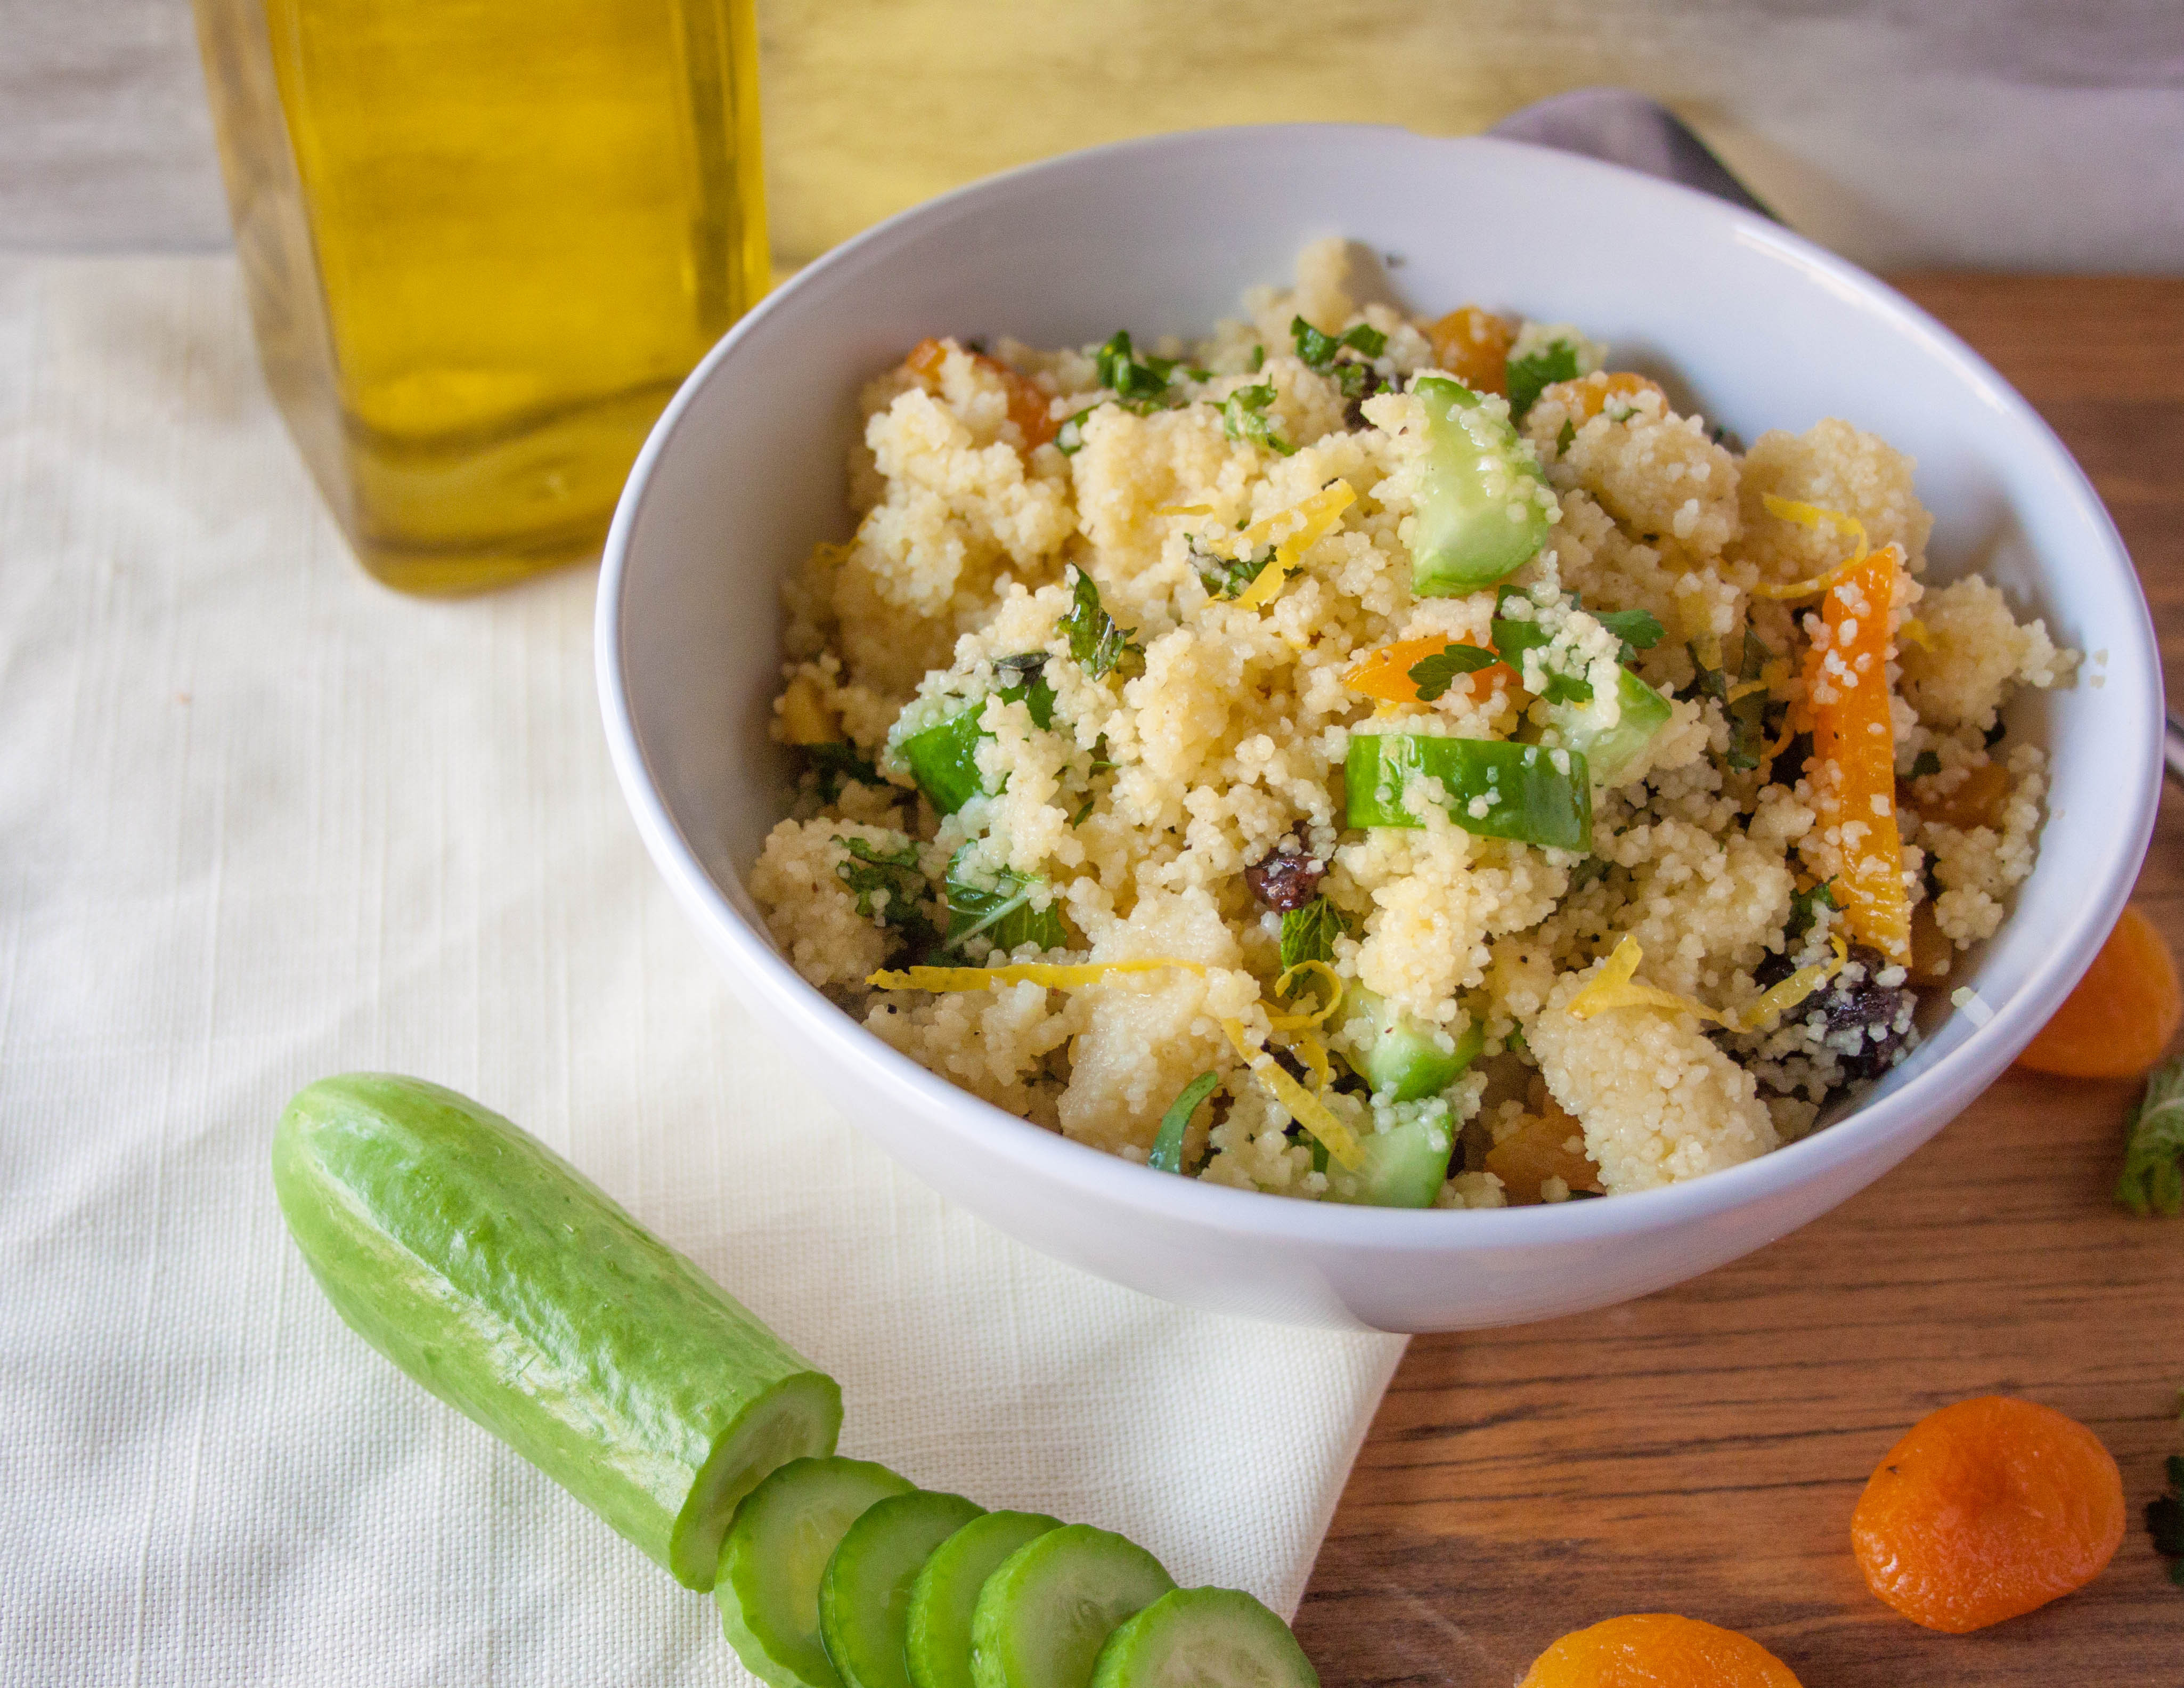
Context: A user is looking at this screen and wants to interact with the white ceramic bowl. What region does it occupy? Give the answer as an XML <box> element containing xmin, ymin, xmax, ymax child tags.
<box><xmin>598</xmin><ymin>125</ymin><xmax>2160</xmax><ymax>1333</ymax></box>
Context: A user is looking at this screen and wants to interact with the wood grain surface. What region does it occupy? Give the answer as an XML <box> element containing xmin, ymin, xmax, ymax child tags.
<box><xmin>1294</xmin><ymin>275</ymin><xmax>2184</xmax><ymax>1686</ymax></box>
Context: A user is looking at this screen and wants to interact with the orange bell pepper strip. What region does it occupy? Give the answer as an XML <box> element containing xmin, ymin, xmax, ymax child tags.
<box><xmin>1803</xmin><ymin>543</ymin><xmax>1911</xmax><ymax>965</ymax></box>
<box><xmin>1342</xmin><ymin>635</ymin><xmax>1512</xmax><ymax>705</ymax></box>
<box><xmin>904</xmin><ymin>337</ymin><xmax>1058</xmax><ymax>451</ymax></box>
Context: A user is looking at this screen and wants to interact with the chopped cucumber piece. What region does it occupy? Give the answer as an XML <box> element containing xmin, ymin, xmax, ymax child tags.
<box><xmin>907</xmin><ymin>1511</ymin><xmax>1065</xmax><ymax>1688</ymax></box>
<box><xmin>271</xmin><ymin>1074</ymin><xmax>841</xmax><ymax>1593</ymax></box>
<box><xmin>1406</xmin><ymin>375</ymin><xmax>1553</xmax><ymax>595</ymax></box>
<box><xmin>1089</xmin><ymin>1587</ymin><xmax>1319</xmax><ymax>1688</ymax></box>
<box><xmin>821</xmin><ymin>1490</ymin><xmax>988</xmax><ymax>1688</ymax></box>
<box><xmin>718</xmin><ymin>1456</ymin><xmax>917</xmax><ymax>1688</ymax></box>
<box><xmin>1344</xmin><ymin>734</ymin><xmax>1592</xmax><ymax>853</ymax></box>
<box><xmin>897</xmin><ymin>674</ymin><xmax>1057</xmax><ymax>816</ymax></box>
<box><xmin>1325</xmin><ymin>1099</ymin><xmax>1453</xmax><ymax>1209</ymax></box>
<box><xmin>1338</xmin><ymin>987</ymin><xmax>1482</xmax><ymax>1102</ymax></box>
<box><xmin>971</xmin><ymin>1524</ymin><xmax>1176</xmax><ymax>1688</ymax></box>
<box><xmin>1552</xmin><ymin>666</ymin><xmax>1673</xmax><ymax>788</ymax></box>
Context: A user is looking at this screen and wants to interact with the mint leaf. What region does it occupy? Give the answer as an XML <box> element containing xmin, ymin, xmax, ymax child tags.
<box><xmin>1490</xmin><ymin>615</ymin><xmax>1592</xmax><ymax>705</ymax></box>
<box><xmin>1055</xmin><ymin>405</ymin><xmax>1102</xmax><ymax>456</ymax></box>
<box><xmin>835</xmin><ymin>836</ymin><xmax>939</xmax><ymax>951</ymax></box>
<box><xmin>1148</xmin><ymin>1070</ymin><xmax>1222</xmax><ymax>1174</ymax></box>
<box><xmin>2120</xmin><ymin>1058</ymin><xmax>2184</xmax><ymax>1216</ymax></box>
<box><xmin>1506</xmin><ymin>338</ymin><xmax>1581</xmax><ymax>421</ymax></box>
<box><xmin>1058</xmin><ymin>567</ymin><xmax>1145</xmax><ymax>680</ymax></box>
<box><xmin>942</xmin><ymin>846</ymin><xmax>1068</xmax><ymax>956</ymax></box>
<box><xmin>1406</xmin><ymin>642</ymin><xmax>1502</xmax><ymax>703</ymax></box>
<box><xmin>1787</xmin><ymin>879</ymin><xmax>1837</xmax><ymax>940</ymax></box>
<box><xmin>1278</xmin><ymin>896</ymin><xmax>1348</xmax><ymax>971</ymax></box>
<box><xmin>1094</xmin><ymin>331</ymin><xmax>1182</xmax><ymax>414</ymax></box>
<box><xmin>803</xmin><ymin>742</ymin><xmax>880</xmax><ymax>802</ymax></box>
<box><xmin>1191</xmin><ymin>539</ymin><xmax>1268</xmax><ymax>602</ymax></box>
<box><xmin>1220</xmin><ymin>383</ymin><xmax>1294</xmax><ymax>455</ymax></box>
<box><xmin>1594</xmin><ymin>608</ymin><xmax>1665</xmax><ymax>655</ymax></box>
<box><xmin>1291</xmin><ymin>315</ymin><xmax>1388</xmax><ymax>371</ymax></box>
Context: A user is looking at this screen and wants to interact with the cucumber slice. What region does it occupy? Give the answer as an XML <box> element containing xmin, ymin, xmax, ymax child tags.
<box><xmin>1090</xmin><ymin>1588</ymin><xmax>1319</xmax><ymax>1688</ymax></box>
<box><xmin>897</xmin><ymin>676</ymin><xmax>1056</xmax><ymax>816</ymax></box>
<box><xmin>906</xmin><ymin>1511</ymin><xmax>1064</xmax><ymax>1688</ymax></box>
<box><xmin>271</xmin><ymin>1074</ymin><xmax>841</xmax><ymax>1592</ymax></box>
<box><xmin>820</xmin><ymin>1490</ymin><xmax>988</xmax><ymax>1688</ymax></box>
<box><xmin>971</xmin><ymin>1524</ymin><xmax>1176</xmax><ymax>1688</ymax></box>
<box><xmin>1552</xmin><ymin>666</ymin><xmax>1673</xmax><ymax>788</ymax></box>
<box><xmin>718</xmin><ymin>1456</ymin><xmax>917</xmax><ymax>1688</ymax></box>
<box><xmin>1337</xmin><ymin>986</ymin><xmax>1483</xmax><ymax>1102</ymax></box>
<box><xmin>1344</xmin><ymin>734</ymin><xmax>1592</xmax><ymax>853</ymax></box>
<box><xmin>1325</xmin><ymin>1099</ymin><xmax>1453</xmax><ymax>1210</ymax></box>
<box><xmin>1406</xmin><ymin>375</ymin><xmax>1554</xmax><ymax>595</ymax></box>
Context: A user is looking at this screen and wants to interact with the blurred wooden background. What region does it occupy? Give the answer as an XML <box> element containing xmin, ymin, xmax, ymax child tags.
<box><xmin>4</xmin><ymin>0</ymin><xmax>2182</xmax><ymax>272</ymax></box>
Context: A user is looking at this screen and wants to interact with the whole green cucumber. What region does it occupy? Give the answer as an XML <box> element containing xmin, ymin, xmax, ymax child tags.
<box><xmin>273</xmin><ymin>1073</ymin><xmax>842</xmax><ymax>1590</ymax></box>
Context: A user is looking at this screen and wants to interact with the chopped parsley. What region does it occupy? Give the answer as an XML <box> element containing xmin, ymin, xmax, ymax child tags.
<box><xmin>991</xmin><ymin>652</ymin><xmax>1057</xmax><ymax>729</ymax></box>
<box><xmin>2120</xmin><ymin>1058</ymin><xmax>2184</xmax><ymax>1217</ymax></box>
<box><xmin>1406</xmin><ymin>642</ymin><xmax>1502</xmax><ymax>703</ymax></box>
<box><xmin>1278</xmin><ymin>896</ymin><xmax>1349</xmax><ymax>971</ymax></box>
<box><xmin>1505</xmin><ymin>337</ymin><xmax>1582</xmax><ymax>422</ymax></box>
<box><xmin>1148</xmin><ymin>1070</ymin><xmax>1221</xmax><ymax>1175</ymax></box>
<box><xmin>802</xmin><ymin>742</ymin><xmax>880</xmax><ymax>803</ymax></box>
<box><xmin>1290</xmin><ymin>315</ymin><xmax>1388</xmax><ymax>371</ymax></box>
<box><xmin>835</xmin><ymin>836</ymin><xmax>939</xmax><ymax>951</ymax></box>
<box><xmin>941</xmin><ymin>846</ymin><xmax>1068</xmax><ymax>956</ymax></box>
<box><xmin>1488</xmin><ymin>612</ymin><xmax>1591</xmax><ymax>706</ymax></box>
<box><xmin>1787</xmin><ymin>879</ymin><xmax>1837</xmax><ymax>940</ymax></box>
<box><xmin>1058</xmin><ymin>567</ymin><xmax>1145</xmax><ymax>680</ymax></box>
<box><xmin>1594</xmin><ymin>608</ymin><xmax>1666</xmax><ymax>662</ymax></box>
<box><xmin>1191</xmin><ymin>538</ymin><xmax>1268</xmax><ymax>602</ymax></box>
<box><xmin>1094</xmin><ymin>331</ymin><xmax>1184</xmax><ymax>413</ymax></box>
<box><xmin>1219</xmin><ymin>383</ymin><xmax>1294</xmax><ymax>455</ymax></box>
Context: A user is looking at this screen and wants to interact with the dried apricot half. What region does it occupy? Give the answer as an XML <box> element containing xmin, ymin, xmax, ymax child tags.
<box><xmin>2017</xmin><ymin>904</ymin><xmax>2182</xmax><ymax>1078</ymax></box>
<box><xmin>1517</xmin><ymin>1613</ymin><xmax>1802</xmax><ymax>1687</ymax></box>
<box><xmin>1851</xmin><ymin>1394</ymin><xmax>2125</xmax><ymax>1633</ymax></box>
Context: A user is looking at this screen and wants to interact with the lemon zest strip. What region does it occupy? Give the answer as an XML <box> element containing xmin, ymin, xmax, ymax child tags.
<box><xmin>1749</xmin><ymin>494</ymin><xmax>1871</xmax><ymax>602</ymax></box>
<box><xmin>1224</xmin><ymin>482</ymin><xmax>1358</xmax><ymax>612</ymax></box>
<box><xmin>1218</xmin><ymin>1018</ymin><xmax>1363</xmax><ymax>1170</ymax></box>
<box><xmin>1897</xmin><ymin>617</ymin><xmax>1935</xmax><ymax>651</ymax></box>
<box><xmin>1564</xmin><ymin>936</ymin><xmax>1726</xmax><ymax>1026</ymax></box>
<box><xmin>1292</xmin><ymin>1032</ymin><xmax>1334</xmax><ymax>1094</ymax></box>
<box><xmin>1151</xmin><ymin>502</ymin><xmax>1213</xmax><ymax>517</ymax></box>
<box><xmin>867</xmin><ymin>959</ymin><xmax>1206</xmax><ymax>992</ymax></box>
<box><xmin>1266</xmin><ymin>960</ymin><xmax>1344</xmax><ymax>1032</ymax></box>
<box><xmin>1726</xmin><ymin>935</ymin><xmax>1851</xmax><ymax>1034</ymax></box>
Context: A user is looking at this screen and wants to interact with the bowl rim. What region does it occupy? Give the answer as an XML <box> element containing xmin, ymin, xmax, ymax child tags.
<box><xmin>598</xmin><ymin>121</ymin><xmax>2162</xmax><ymax>1249</ymax></box>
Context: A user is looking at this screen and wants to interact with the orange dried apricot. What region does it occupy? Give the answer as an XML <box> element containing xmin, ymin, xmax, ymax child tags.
<box><xmin>1485</xmin><ymin>1099</ymin><xmax>1602</xmax><ymax>1203</ymax></box>
<box><xmin>1906</xmin><ymin>759</ymin><xmax>2011</xmax><ymax>831</ymax></box>
<box><xmin>1425</xmin><ymin>305</ymin><xmax>1513</xmax><ymax>396</ymax></box>
<box><xmin>1906</xmin><ymin>899</ymin><xmax>1953</xmax><ymax>987</ymax></box>
<box><xmin>1851</xmin><ymin>1394</ymin><xmax>2125</xmax><ymax>1633</ymax></box>
<box><xmin>903</xmin><ymin>336</ymin><xmax>1058</xmax><ymax>450</ymax></box>
<box><xmin>1539</xmin><ymin>369</ymin><xmax>1668</xmax><ymax>427</ymax></box>
<box><xmin>1518</xmin><ymin>1613</ymin><xmax>1803</xmax><ymax>1687</ymax></box>
<box><xmin>2016</xmin><ymin>903</ymin><xmax>2182</xmax><ymax>1078</ymax></box>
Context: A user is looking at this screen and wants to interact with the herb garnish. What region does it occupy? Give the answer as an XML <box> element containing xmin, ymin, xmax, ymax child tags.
<box><xmin>1149</xmin><ymin>1070</ymin><xmax>1222</xmax><ymax>1175</ymax></box>
<box><xmin>1505</xmin><ymin>337</ymin><xmax>1582</xmax><ymax>422</ymax></box>
<box><xmin>1406</xmin><ymin>642</ymin><xmax>1503</xmax><ymax>703</ymax></box>
<box><xmin>941</xmin><ymin>846</ymin><xmax>1068</xmax><ymax>956</ymax></box>
<box><xmin>1688</xmin><ymin>630</ymin><xmax>1773</xmax><ymax>770</ymax></box>
<box><xmin>1278</xmin><ymin>896</ymin><xmax>1349</xmax><ymax>971</ymax></box>
<box><xmin>1909</xmin><ymin>749</ymin><xmax>1942</xmax><ymax>778</ymax></box>
<box><xmin>1787</xmin><ymin>879</ymin><xmax>1838</xmax><ymax>940</ymax></box>
<box><xmin>835</xmin><ymin>836</ymin><xmax>939</xmax><ymax>950</ymax></box>
<box><xmin>1555</xmin><ymin>417</ymin><xmax>1577</xmax><ymax>453</ymax></box>
<box><xmin>1595</xmin><ymin>608</ymin><xmax>1667</xmax><ymax>663</ymax></box>
<box><xmin>2120</xmin><ymin>1058</ymin><xmax>2184</xmax><ymax>1216</ymax></box>
<box><xmin>1291</xmin><ymin>315</ymin><xmax>1388</xmax><ymax>370</ymax></box>
<box><xmin>1054</xmin><ymin>407</ymin><xmax>1100</xmax><ymax>455</ymax></box>
<box><xmin>802</xmin><ymin>742</ymin><xmax>880</xmax><ymax>803</ymax></box>
<box><xmin>1191</xmin><ymin>539</ymin><xmax>1269</xmax><ymax>602</ymax></box>
<box><xmin>1219</xmin><ymin>383</ymin><xmax>1294</xmax><ymax>455</ymax></box>
<box><xmin>1094</xmin><ymin>331</ymin><xmax>1185</xmax><ymax>413</ymax></box>
<box><xmin>1058</xmin><ymin>567</ymin><xmax>1146</xmax><ymax>680</ymax></box>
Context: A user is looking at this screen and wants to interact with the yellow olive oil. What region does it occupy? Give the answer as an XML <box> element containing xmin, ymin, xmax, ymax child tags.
<box><xmin>192</xmin><ymin>0</ymin><xmax>765</xmax><ymax>593</ymax></box>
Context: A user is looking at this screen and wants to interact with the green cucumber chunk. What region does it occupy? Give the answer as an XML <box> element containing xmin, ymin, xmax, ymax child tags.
<box><xmin>1552</xmin><ymin>666</ymin><xmax>1673</xmax><ymax>787</ymax></box>
<box><xmin>720</xmin><ymin>1456</ymin><xmax>918</xmax><ymax>1688</ymax></box>
<box><xmin>1338</xmin><ymin>986</ymin><xmax>1483</xmax><ymax>1102</ymax></box>
<box><xmin>271</xmin><ymin>1074</ymin><xmax>841</xmax><ymax>1592</ymax></box>
<box><xmin>906</xmin><ymin>1511</ymin><xmax>1065</xmax><ymax>1688</ymax></box>
<box><xmin>1406</xmin><ymin>375</ymin><xmax>1553</xmax><ymax>595</ymax></box>
<box><xmin>899</xmin><ymin>676</ymin><xmax>1057</xmax><ymax>816</ymax></box>
<box><xmin>1325</xmin><ymin>1099</ymin><xmax>1454</xmax><ymax>1210</ymax></box>
<box><xmin>971</xmin><ymin>1524</ymin><xmax>1176</xmax><ymax>1688</ymax></box>
<box><xmin>1344</xmin><ymin>734</ymin><xmax>1592</xmax><ymax>853</ymax></box>
<box><xmin>1089</xmin><ymin>1587</ymin><xmax>1319</xmax><ymax>1688</ymax></box>
<box><xmin>822</xmin><ymin>1489</ymin><xmax>988</xmax><ymax>1688</ymax></box>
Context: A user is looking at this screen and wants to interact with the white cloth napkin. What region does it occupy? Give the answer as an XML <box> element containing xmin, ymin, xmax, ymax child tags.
<box><xmin>0</xmin><ymin>255</ymin><xmax>1405</xmax><ymax>1686</ymax></box>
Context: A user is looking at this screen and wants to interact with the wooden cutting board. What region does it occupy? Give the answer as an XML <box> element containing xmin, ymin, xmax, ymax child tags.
<box><xmin>1295</xmin><ymin>275</ymin><xmax>2184</xmax><ymax>1686</ymax></box>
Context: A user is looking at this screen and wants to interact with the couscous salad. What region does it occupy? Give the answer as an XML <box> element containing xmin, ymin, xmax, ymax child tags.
<box><xmin>751</xmin><ymin>241</ymin><xmax>2071</xmax><ymax>1207</ymax></box>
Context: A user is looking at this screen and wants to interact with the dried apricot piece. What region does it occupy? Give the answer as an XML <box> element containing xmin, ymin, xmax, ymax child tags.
<box><xmin>1518</xmin><ymin>1613</ymin><xmax>1802</xmax><ymax>1687</ymax></box>
<box><xmin>1539</xmin><ymin>370</ymin><xmax>1667</xmax><ymax>427</ymax></box>
<box><xmin>902</xmin><ymin>336</ymin><xmax>1058</xmax><ymax>450</ymax></box>
<box><xmin>1425</xmin><ymin>305</ymin><xmax>1513</xmax><ymax>396</ymax></box>
<box><xmin>2017</xmin><ymin>904</ymin><xmax>2182</xmax><ymax>1078</ymax></box>
<box><xmin>1906</xmin><ymin>759</ymin><xmax>2010</xmax><ymax>831</ymax></box>
<box><xmin>1485</xmin><ymin>1099</ymin><xmax>1603</xmax><ymax>1203</ymax></box>
<box><xmin>1851</xmin><ymin>1394</ymin><xmax>2125</xmax><ymax>1633</ymax></box>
